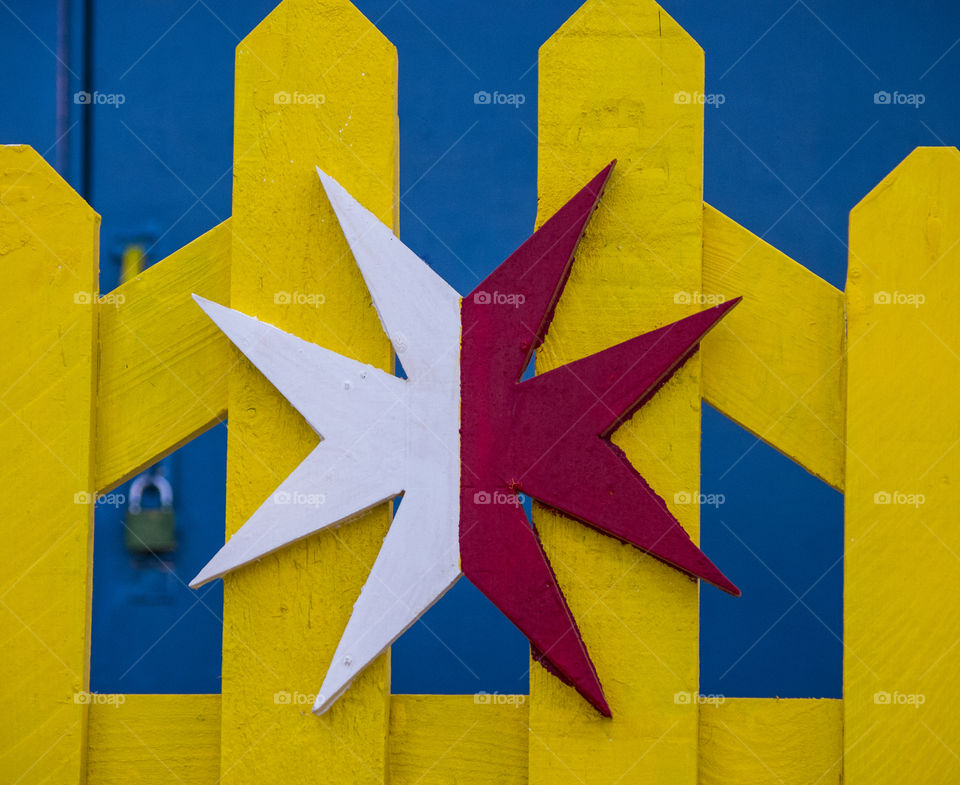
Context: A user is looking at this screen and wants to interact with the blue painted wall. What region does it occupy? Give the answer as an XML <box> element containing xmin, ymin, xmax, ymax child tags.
<box><xmin>1</xmin><ymin>0</ymin><xmax>957</xmax><ymax>700</ymax></box>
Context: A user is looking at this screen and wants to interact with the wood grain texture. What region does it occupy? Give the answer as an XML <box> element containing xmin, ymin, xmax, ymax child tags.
<box><xmin>844</xmin><ymin>147</ymin><xmax>960</xmax><ymax>783</ymax></box>
<box><xmin>530</xmin><ymin>1</ymin><xmax>705</xmax><ymax>781</ymax></box>
<box><xmin>311</xmin><ymin>169</ymin><xmax>462</xmax><ymax>714</ymax></box>
<box><xmin>189</xmin><ymin>278</ymin><xmax>461</xmax><ymax>715</ymax></box>
<box><xmin>0</xmin><ymin>145</ymin><xmax>99</xmax><ymax>784</ymax></box>
<box><xmin>83</xmin><ymin>693</ymin><xmax>845</xmax><ymax>785</ymax></box>
<box><xmin>699</xmin><ymin>698</ymin><xmax>842</xmax><ymax>784</ymax></box>
<box><xmin>701</xmin><ymin>204</ymin><xmax>846</xmax><ymax>490</ymax></box>
<box><xmin>220</xmin><ymin>1</ymin><xmax>398</xmax><ymax>782</ymax></box>
<box><xmin>87</xmin><ymin>695</ymin><xmax>220</xmax><ymax>784</ymax></box>
<box><xmin>96</xmin><ymin>220</ymin><xmax>232</xmax><ymax>493</ymax></box>
<box><xmin>460</xmin><ymin>163</ymin><xmax>740</xmax><ymax>717</ymax></box>
<box><xmin>389</xmin><ymin>695</ymin><xmax>529</xmax><ymax>785</ymax></box>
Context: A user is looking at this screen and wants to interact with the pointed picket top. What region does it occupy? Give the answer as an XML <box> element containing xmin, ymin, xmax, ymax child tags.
<box><xmin>536</xmin><ymin>0</ymin><xmax>703</xmax><ymax>234</ymax></box>
<box><xmin>0</xmin><ymin>144</ymin><xmax>100</xmax><ymax>785</ymax></box>
<box><xmin>530</xmin><ymin>0</ymin><xmax>707</xmax><ymax>780</ymax></box>
<box><xmin>845</xmin><ymin>146</ymin><xmax>960</xmax><ymax>784</ymax></box>
<box><xmin>224</xmin><ymin>0</ymin><xmax>400</xmax><ymax>781</ymax></box>
<box><xmin>544</xmin><ymin>0</ymin><xmax>703</xmax><ymax>64</ymax></box>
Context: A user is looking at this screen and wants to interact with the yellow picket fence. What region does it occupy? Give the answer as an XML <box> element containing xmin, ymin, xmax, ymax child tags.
<box><xmin>2</xmin><ymin>0</ymin><xmax>958</xmax><ymax>783</ymax></box>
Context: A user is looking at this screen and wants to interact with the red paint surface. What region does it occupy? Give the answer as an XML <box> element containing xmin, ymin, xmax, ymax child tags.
<box><xmin>459</xmin><ymin>161</ymin><xmax>740</xmax><ymax>717</ymax></box>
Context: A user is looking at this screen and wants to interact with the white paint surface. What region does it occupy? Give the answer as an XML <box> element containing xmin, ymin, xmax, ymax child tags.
<box><xmin>190</xmin><ymin>169</ymin><xmax>463</xmax><ymax>715</ymax></box>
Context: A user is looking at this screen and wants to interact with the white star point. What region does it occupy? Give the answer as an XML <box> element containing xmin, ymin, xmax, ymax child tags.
<box><xmin>191</xmin><ymin>170</ymin><xmax>463</xmax><ymax>713</ymax></box>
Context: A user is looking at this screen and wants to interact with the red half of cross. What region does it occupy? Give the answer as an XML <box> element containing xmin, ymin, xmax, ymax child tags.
<box><xmin>459</xmin><ymin>161</ymin><xmax>741</xmax><ymax>717</ymax></box>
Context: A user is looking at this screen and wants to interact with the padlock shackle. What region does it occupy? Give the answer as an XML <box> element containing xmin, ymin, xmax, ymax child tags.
<box><xmin>129</xmin><ymin>473</ymin><xmax>174</xmax><ymax>514</ymax></box>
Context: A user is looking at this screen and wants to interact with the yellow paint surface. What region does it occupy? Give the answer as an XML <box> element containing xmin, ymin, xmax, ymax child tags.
<box><xmin>702</xmin><ymin>204</ymin><xmax>846</xmax><ymax>490</ymax></box>
<box><xmin>0</xmin><ymin>146</ymin><xmax>99</xmax><ymax>784</ymax></box>
<box><xmin>81</xmin><ymin>693</ymin><xmax>850</xmax><ymax>785</ymax></box>
<box><xmin>96</xmin><ymin>220</ymin><xmax>232</xmax><ymax>492</ymax></box>
<box><xmin>0</xmin><ymin>7</ymin><xmax>873</xmax><ymax>784</ymax></box>
<box><xmin>531</xmin><ymin>1</ymin><xmax>705</xmax><ymax>782</ymax></box>
<box><xmin>844</xmin><ymin>147</ymin><xmax>960</xmax><ymax>783</ymax></box>
<box><xmin>389</xmin><ymin>695</ymin><xmax>528</xmax><ymax>785</ymax></box>
<box><xmin>220</xmin><ymin>1</ymin><xmax>398</xmax><ymax>782</ymax></box>
<box><xmin>699</xmin><ymin>698</ymin><xmax>842</xmax><ymax>784</ymax></box>
<box><xmin>119</xmin><ymin>243</ymin><xmax>144</xmax><ymax>285</ymax></box>
<box><xmin>87</xmin><ymin>695</ymin><xmax>220</xmax><ymax>784</ymax></box>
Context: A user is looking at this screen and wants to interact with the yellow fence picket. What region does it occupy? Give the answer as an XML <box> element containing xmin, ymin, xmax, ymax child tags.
<box><xmin>7</xmin><ymin>2</ymin><xmax>960</xmax><ymax>783</ymax></box>
<box><xmin>0</xmin><ymin>146</ymin><xmax>99</xmax><ymax>784</ymax></box>
<box><xmin>87</xmin><ymin>695</ymin><xmax>221</xmax><ymax>784</ymax></box>
<box><xmin>531</xmin><ymin>1</ymin><xmax>705</xmax><ymax>782</ymax></box>
<box><xmin>219</xmin><ymin>0</ymin><xmax>398</xmax><ymax>782</ymax></box>
<box><xmin>844</xmin><ymin>147</ymin><xmax>960</xmax><ymax>782</ymax></box>
<box><xmin>96</xmin><ymin>220</ymin><xmax>232</xmax><ymax>492</ymax></box>
<box><xmin>702</xmin><ymin>204</ymin><xmax>846</xmax><ymax>490</ymax></box>
<box><xmin>388</xmin><ymin>696</ymin><xmax>529</xmax><ymax>784</ymax></box>
<box><xmin>699</xmin><ymin>698</ymin><xmax>842</xmax><ymax>784</ymax></box>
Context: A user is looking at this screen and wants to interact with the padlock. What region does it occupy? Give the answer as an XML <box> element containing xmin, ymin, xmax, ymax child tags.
<box><xmin>125</xmin><ymin>473</ymin><xmax>177</xmax><ymax>554</ymax></box>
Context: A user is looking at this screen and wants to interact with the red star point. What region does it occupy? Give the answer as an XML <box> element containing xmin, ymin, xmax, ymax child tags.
<box><xmin>459</xmin><ymin>161</ymin><xmax>740</xmax><ymax>717</ymax></box>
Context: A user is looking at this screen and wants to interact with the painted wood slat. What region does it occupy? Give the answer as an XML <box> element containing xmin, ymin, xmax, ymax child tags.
<box><xmin>83</xmin><ymin>693</ymin><xmax>847</xmax><ymax>784</ymax></box>
<box><xmin>0</xmin><ymin>145</ymin><xmax>99</xmax><ymax>785</ymax></box>
<box><xmin>699</xmin><ymin>698</ymin><xmax>842</xmax><ymax>784</ymax></box>
<box><xmin>86</xmin><ymin>694</ymin><xmax>529</xmax><ymax>784</ymax></box>
<box><xmin>388</xmin><ymin>695</ymin><xmax>529</xmax><ymax>785</ymax></box>
<box><xmin>844</xmin><ymin>147</ymin><xmax>960</xmax><ymax>783</ymax></box>
<box><xmin>87</xmin><ymin>695</ymin><xmax>220</xmax><ymax>784</ymax></box>
<box><xmin>701</xmin><ymin>204</ymin><xmax>846</xmax><ymax>491</ymax></box>
<box><xmin>189</xmin><ymin>266</ymin><xmax>461</xmax><ymax>715</ymax></box>
<box><xmin>96</xmin><ymin>220</ymin><xmax>232</xmax><ymax>492</ymax></box>
<box><xmin>530</xmin><ymin>1</ymin><xmax>706</xmax><ymax>782</ymax></box>
<box><xmin>219</xmin><ymin>1</ymin><xmax>398</xmax><ymax>782</ymax></box>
